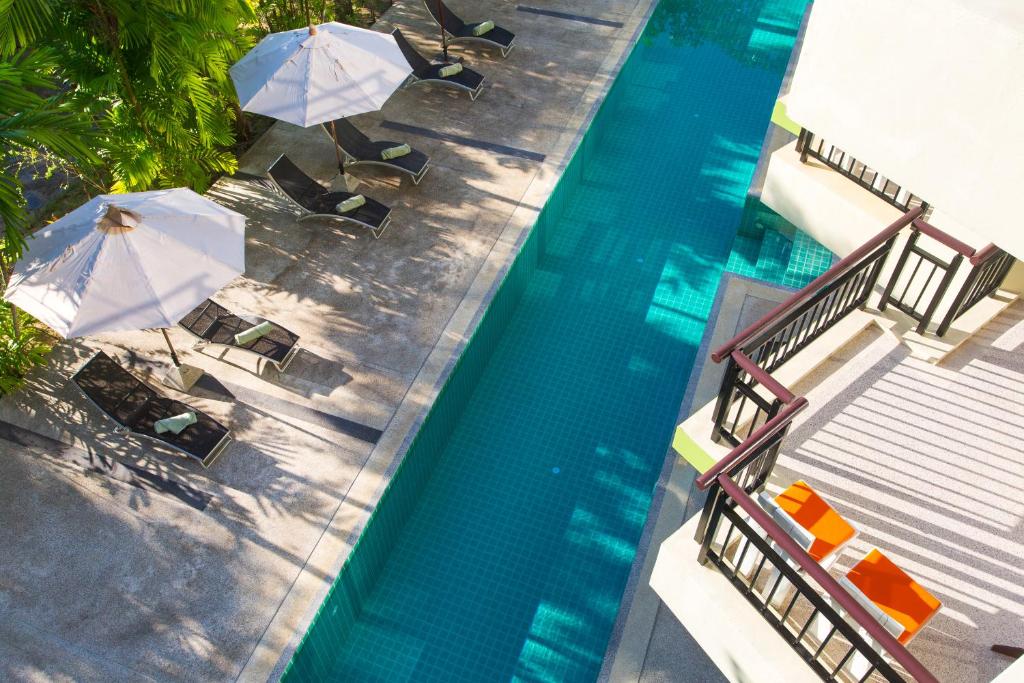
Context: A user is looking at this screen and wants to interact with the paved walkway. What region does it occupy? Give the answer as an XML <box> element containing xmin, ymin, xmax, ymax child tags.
<box><xmin>0</xmin><ymin>1</ymin><xmax>654</xmax><ymax>680</ymax></box>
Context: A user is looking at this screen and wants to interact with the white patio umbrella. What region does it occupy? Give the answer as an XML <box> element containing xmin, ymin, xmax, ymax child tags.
<box><xmin>229</xmin><ymin>22</ymin><xmax>412</xmax><ymax>172</ymax></box>
<box><xmin>4</xmin><ymin>189</ymin><xmax>246</xmax><ymax>389</ymax></box>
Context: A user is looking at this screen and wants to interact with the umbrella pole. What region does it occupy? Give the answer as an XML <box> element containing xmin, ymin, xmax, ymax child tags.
<box><xmin>436</xmin><ymin>0</ymin><xmax>449</xmax><ymax>62</ymax></box>
<box><xmin>161</xmin><ymin>328</ymin><xmax>182</xmax><ymax>367</ymax></box>
<box><xmin>329</xmin><ymin>119</ymin><xmax>345</xmax><ymax>173</ymax></box>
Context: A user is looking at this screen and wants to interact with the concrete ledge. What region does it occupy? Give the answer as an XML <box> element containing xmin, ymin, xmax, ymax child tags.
<box><xmin>895</xmin><ymin>289</ymin><xmax>1019</xmax><ymax>363</ymax></box>
<box><xmin>649</xmin><ymin>517</ymin><xmax>819</xmax><ymax>683</ymax></box>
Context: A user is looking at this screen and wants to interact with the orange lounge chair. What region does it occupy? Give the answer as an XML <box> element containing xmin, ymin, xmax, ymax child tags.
<box><xmin>737</xmin><ymin>480</ymin><xmax>857</xmax><ymax>605</ymax></box>
<box><xmin>774</xmin><ymin>480</ymin><xmax>858</xmax><ymax>567</ymax></box>
<box><xmin>846</xmin><ymin>548</ymin><xmax>942</xmax><ymax>645</ymax></box>
<box><xmin>836</xmin><ymin>548</ymin><xmax>942</xmax><ymax>677</ymax></box>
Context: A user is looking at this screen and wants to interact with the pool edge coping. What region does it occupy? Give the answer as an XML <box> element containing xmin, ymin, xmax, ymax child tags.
<box><xmin>234</xmin><ymin>1</ymin><xmax>659</xmax><ymax>679</ymax></box>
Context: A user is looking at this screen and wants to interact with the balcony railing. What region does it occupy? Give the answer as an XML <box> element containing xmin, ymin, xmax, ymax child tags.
<box><xmin>694</xmin><ymin>470</ymin><xmax>939</xmax><ymax>683</ymax></box>
<box><xmin>880</xmin><ymin>219</ymin><xmax>1016</xmax><ymax>334</ymax></box>
<box><xmin>797</xmin><ymin>129</ymin><xmax>929</xmax><ymax>214</ymax></box>
<box><xmin>709</xmin><ymin>208</ymin><xmax>1014</xmax><ymax>444</ymax></box>
<box><xmin>693</xmin><ymin>401</ymin><xmax>937</xmax><ymax>682</ymax></box>
<box><xmin>691</xmin><ymin>206</ymin><xmax>1016</xmax><ymax>681</ymax></box>
<box><xmin>936</xmin><ymin>244</ymin><xmax>1017</xmax><ymax>337</ymax></box>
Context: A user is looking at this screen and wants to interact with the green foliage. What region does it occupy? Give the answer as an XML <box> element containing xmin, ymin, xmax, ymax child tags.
<box><xmin>0</xmin><ymin>305</ymin><xmax>52</xmax><ymax>395</ymax></box>
<box><xmin>40</xmin><ymin>0</ymin><xmax>257</xmax><ymax>192</ymax></box>
<box><xmin>250</xmin><ymin>0</ymin><xmax>387</xmax><ymax>33</ymax></box>
<box><xmin>0</xmin><ymin>47</ymin><xmax>98</xmax><ymax>259</ymax></box>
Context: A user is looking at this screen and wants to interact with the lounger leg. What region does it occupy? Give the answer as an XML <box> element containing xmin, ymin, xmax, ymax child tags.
<box><xmin>372</xmin><ymin>217</ymin><xmax>392</xmax><ymax>239</ymax></box>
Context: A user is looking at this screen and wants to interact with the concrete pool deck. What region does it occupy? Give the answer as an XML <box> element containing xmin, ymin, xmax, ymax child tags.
<box><xmin>0</xmin><ymin>1</ymin><xmax>658</xmax><ymax>681</ymax></box>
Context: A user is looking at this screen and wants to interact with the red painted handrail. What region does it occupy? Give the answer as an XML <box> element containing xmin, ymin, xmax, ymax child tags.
<box><xmin>911</xmin><ymin>219</ymin><xmax>977</xmax><ymax>258</ymax></box>
<box><xmin>969</xmin><ymin>243</ymin><xmax>1003</xmax><ymax>267</ymax></box>
<box><xmin>695</xmin><ymin>396</ymin><xmax>808</xmax><ymax>490</ymax></box>
<box><xmin>730</xmin><ymin>350</ymin><xmax>797</xmax><ymax>404</ymax></box>
<box><xmin>717</xmin><ymin>475</ymin><xmax>940</xmax><ymax>683</ymax></box>
<box><xmin>711</xmin><ymin>207</ymin><xmax>924</xmax><ymax>363</ymax></box>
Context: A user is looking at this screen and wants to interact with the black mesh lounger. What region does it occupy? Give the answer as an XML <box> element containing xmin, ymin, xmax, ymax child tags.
<box><xmin>422</xmin><ymin>0</ymin><xmax>516</xmax><ymax>58</ymax></box>
<box><xmin>322</xmin><ymin>119</ymin><xmax>431</xmax><ymax>184</ymax></box>
<box><xmin>179</xmin><ymin>299</ymin><xmax>300</xmax><ymax>373</ymax></box>
<box><xmin>392</xmin><ymin>29</ymin><xmax>486</xmax><ymax>100</ymax></box>
<box><xmin>72</xmin><ymin>351</ymin><xmax>232</xmax><ymax>467</ymax></box>
<box><xmin>267</xmin><ymin>155</ymin><xmax>393</xmax><ymax>238</ymax></box>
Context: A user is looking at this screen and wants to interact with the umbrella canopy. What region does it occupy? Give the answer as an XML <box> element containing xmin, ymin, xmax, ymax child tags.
<box><xmin>230</xmin><ymin>22</ymin><xmax>412</xmax><ymax>127</ymax></box>
<box><xmin>4</xmin><ymin>189</ymin><xmax>245</xmax><ymax>339</ymax></box>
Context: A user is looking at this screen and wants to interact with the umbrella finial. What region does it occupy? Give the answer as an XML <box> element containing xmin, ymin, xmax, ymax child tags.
<box><xmin>308</xmin><ymin>24</ymin><xmax>318</xmax><ymax>36</ymax></box>
<box><xmin>97</xmin><ymin>204</ymin><xmax>141</xmax><ymax>234</ymax></box>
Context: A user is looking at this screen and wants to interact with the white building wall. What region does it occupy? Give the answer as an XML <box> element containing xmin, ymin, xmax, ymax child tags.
<box><xmin>783</xmin><ymin>0</ymin><xmax>1024</xmax><ymax>260</ymax></box>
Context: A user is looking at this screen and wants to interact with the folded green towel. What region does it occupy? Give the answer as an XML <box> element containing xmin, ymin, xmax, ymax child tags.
<box><xmin>235</xmin><ymin>320</ymin><xmax>273</xmax><ymax>345</ymax></box>
<box><xmin>472</xmin><ymin>20</ymin><xmax>495</xmax><ymax>36</ymax></box>
<box><xmin>380</xmin><ymin>144</ymin><xmax>411</xmax><ymax>160</ymax></box>
<box><xmin>154</xmin><ymin>412</ymin><xmax>197</xmax><ymax>435</ymax></box>
<box><xmin>438</xmin><ymin>62</ymin><xmax>463</xmax><ymax>78</ymax></box>
<box><xmin>335</xmin><ymin>194</ymin><xmax>366</xmax><ymax>214</ymax></box>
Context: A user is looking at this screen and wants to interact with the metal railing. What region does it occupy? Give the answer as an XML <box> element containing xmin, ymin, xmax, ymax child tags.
<box><xmin>695</xmin><ymin>473</ymin><xmax>939</xmax><ymax>683</ymax></box>
<box><xmin>710</xmin><ymin>207</ymin><xmax>1015</xmax><ymax>443</ymax></box>
<box><xmin>709</xmin><ymin>208</ymin><xmax>921</xmax><ymax>445</ymax></box>
<box><xmin>880</xmin><ymin>219</ymin><xmax>1015</xmax><ymax>334</ymax></box>
<box><xmin>936</xmin><ymin>244</ymin><xmax>1016</xmax><ymax>336</ymax></box>
<box><xmin>797</xmin><ymin>129</ymin><xmax>929</xmax><ymax>214</ymax></box>
<box><xmin>691</xmin><ymin>204</ymin><xmax>1018</xmax><ymax>681</ymax></box>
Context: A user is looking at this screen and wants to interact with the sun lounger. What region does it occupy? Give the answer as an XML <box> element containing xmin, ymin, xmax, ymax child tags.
<box><xmin>72</xmin><ymin>351</ymin><xmax>231</xmax><ymax>467</ymax></box>
<box><xmin>392</xmin><ymin>28</ymin><xmax>486</xmax><ymax>100</ymax></box>
<box><xmin>267</xmin><ymin>155</ymin><xmax>393</xmax><ymax>238</ymax></box>
<box><xmin>179</xmin><ymin>299</ymin><xmax>300</xmax><ymax>373</ymax></box>
<box><xmin>834</xmin><ymin>548</ymin><xmax>942</xmax><ymax>678</ymax></box>
<box><xmin>322</xmin><ymin>118</ymin><xmax>430</xmax><ymax>184</ymax></box>
<box><xmin>422</xmin><ymin>0</ymin><xmax>516</xmax><ymax>57</ymax></box>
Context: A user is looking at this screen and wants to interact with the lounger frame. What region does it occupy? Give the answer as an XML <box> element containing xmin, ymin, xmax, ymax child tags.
<box><xmin>405</xmin><ymin>71</ymin><xmax>484</xmax><ymax>101</ymax></box>
<box><xmin>321</xmin><ymin>124</ymin><xmax>431</xmax><ymax>185</ymax></box>
<box><xmin>422</xmin><ymin>0</ymin><xmax>516</xmax><ymax>58</ymax></box>
<box><xmin>266</xmin><ymin>154</ymin><xmax>393</xmax><ymax>238</ymax></box>
<box><xmin>180</xmin><ymin>299</ymin><xmax>301</xmax><ymax>375</ymax></box>
<box><xmin>392</xmin><ymin>29</ymin><xmax>486</xmax><ymax>100</ymax></box>
<box><xmin>72</xmin><ymin>352</ymin><xmax>232</xmax><ymax>468</ymax></box>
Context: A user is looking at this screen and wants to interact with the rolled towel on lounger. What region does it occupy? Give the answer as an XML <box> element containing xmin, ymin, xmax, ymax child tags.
<box><xmin>472</xmin><ymin>20</ymin><xmax>494</xmax><ymax>36</ymax></box>
<box><xmin>438</xmin><ymin>62</ymin><xmax>463</xmax><ymax>78</ymax></box>
<box><xmin>154</xmin><ymin>411</ymin><xmax>197</xmax><ymax>435</ymax></box>
<box><xmin>335</xmin><ymin>194</ymin><xmax>366</xmax><ymax>214</ymax></box>
<box><xmin>380</xmin><ymin>144</ymin><xmax>411</xmax><ymax>160</ymax></box>
<box><xmin>235</xmin><ymin>320</ymin><xmax>273</xmax><ymax>345</ymax></box>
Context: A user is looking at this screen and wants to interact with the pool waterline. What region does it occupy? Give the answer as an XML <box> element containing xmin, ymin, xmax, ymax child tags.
<box><xmin>282</xmin><ymin>0</ymin><xmax>830</xmax><ymax>680</ymax></box>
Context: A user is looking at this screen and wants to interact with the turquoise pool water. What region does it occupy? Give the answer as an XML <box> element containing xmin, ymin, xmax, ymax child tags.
<box><xmin>283</xmin><ymin>0</ymin><xmax>830</xmax><ymax>680</ymax></box>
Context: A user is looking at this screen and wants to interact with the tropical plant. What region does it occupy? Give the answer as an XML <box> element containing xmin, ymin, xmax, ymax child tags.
<box><xmin>1</xmin><ymin>0</ymin><xmax>256</xmax><ymax>194</ymax></box>
<box><xmin>0</xmin><ymin>47</ymin><xmax>98</xmax><ymax>258</ymax></box>
<box><xmin>0</xmin><ymin>47</ymin><xmax>96</xmax><ymax>392</ymax></box>
<box><xmin>54</xmin><ymin>0</ymin><xmax>257</xmax><ymax>192</ymax></box>
<box><xmin>250</xmin><ymin>0</ymin><xmax>390</xmax><ymax>33</ymax></box>
<box><xmin>0</xmin><ymin>303</ymin><xmax>51</xmax><ymax>394</ymax></box>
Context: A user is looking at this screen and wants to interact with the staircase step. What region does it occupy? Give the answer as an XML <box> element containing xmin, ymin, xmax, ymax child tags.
<box><xmin>895</xmin><ymin>289</ymin><xmax>1019</xmax><ymax>364</ymax></box>
<box><xmin>755</xmin><ymin>228</ymin><xmax>792</xmax><ymax>276</ymax></box>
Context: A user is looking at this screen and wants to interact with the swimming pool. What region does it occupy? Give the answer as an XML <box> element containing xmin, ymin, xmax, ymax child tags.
<box><xmin>283</xmin><ymin>0</ymin><xmax>829</xmax><ymax>680</ymax></box>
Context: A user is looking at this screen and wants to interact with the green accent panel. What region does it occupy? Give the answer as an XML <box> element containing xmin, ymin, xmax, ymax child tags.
<box><xmin>771</xmin><ymin>99</ymin><xmax>802</xmax><ymax>135</ymax></box>
<box><xmin>673</xmin><ymin>426</ymin><xmax>717</xmax><ymax>473</ymax></box>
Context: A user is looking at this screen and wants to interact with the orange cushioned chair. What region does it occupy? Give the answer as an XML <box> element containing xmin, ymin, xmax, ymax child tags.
<box><xmin>774</xmin><ymin>480</ymin><xmax>858</xmax><ymax>566</ymax></box>
<box><xmin>846</xmin><ymin>548</ymin><xmax>942</xmax><ymax>646</ymax></box>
